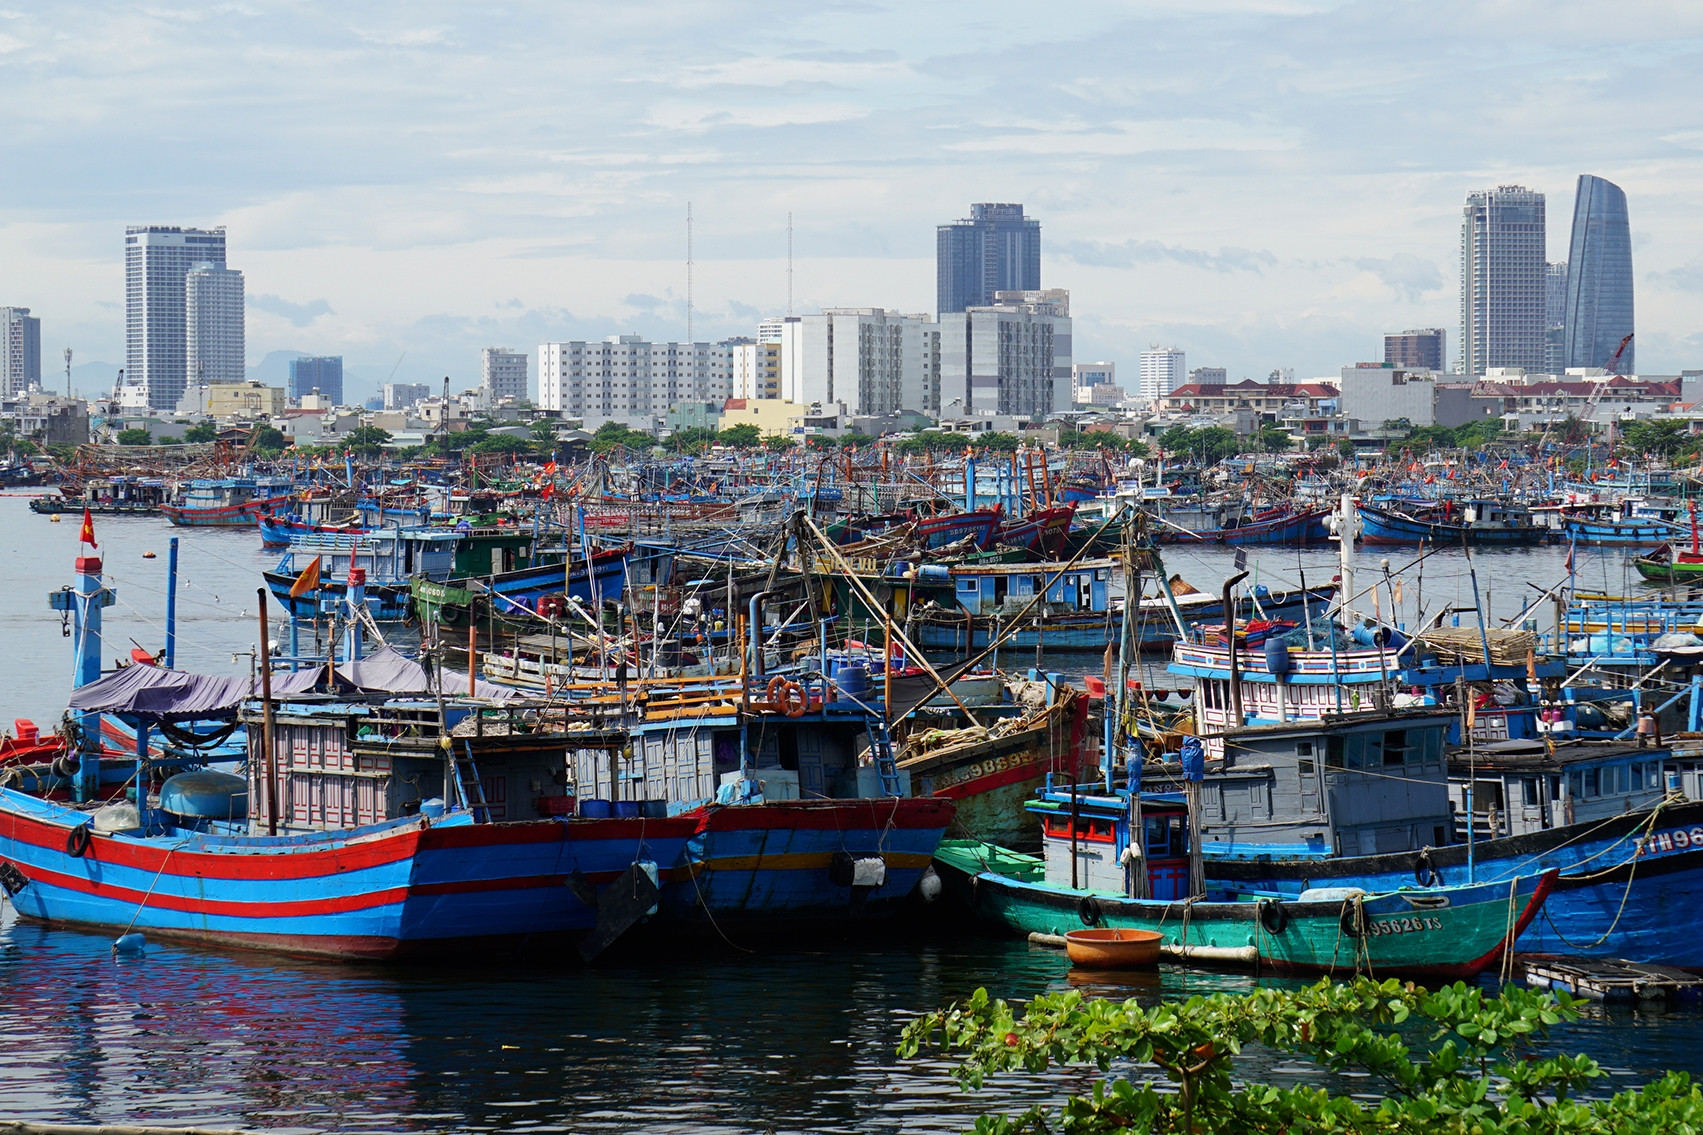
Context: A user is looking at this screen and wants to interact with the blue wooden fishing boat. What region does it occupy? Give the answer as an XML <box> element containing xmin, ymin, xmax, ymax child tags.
<box><xmin>409</xmin><ymin>545</ymin><xmax>632</xmax><ymax>629</ymax></box>
<box><xmin>162</xmin><ymin>476</ymin><xmax>296</xmax><ymax>528</ymax></box>
<box><xmin>1154</xmin><ymin>505</ymin><xmax>1333</xmax><ymax>546</ymax></box>
<box><xmin>1357</xmin><ymin>499</ymin><xmax>1547</xmax><ymax>546</ymax></box>
<box><xmin>264</xmin><ymin>529</ymin><xmax>468</xmax><ymax>621</ymax></box>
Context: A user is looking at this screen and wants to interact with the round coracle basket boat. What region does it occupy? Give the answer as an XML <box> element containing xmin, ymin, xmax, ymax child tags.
<box><xmin>1064</xmin><ymin>927</ymin><xmax>1163</xmax><ymax>969</ymax></box>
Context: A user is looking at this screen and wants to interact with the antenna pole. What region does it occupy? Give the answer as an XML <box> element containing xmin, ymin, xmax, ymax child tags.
<box><xmin>64</xmin><ymin>347</ymin><xmax>72</xmax><ymax>398</ymax></box>
<box><xmin>686</xmin><ymin>202</ymin><xmax>694</xmax><ymax>344</ymax></box>
<box><xmin>787</xmin><ymin>211</ymin><xmax>794</xmax><ymax>316</ymax></box>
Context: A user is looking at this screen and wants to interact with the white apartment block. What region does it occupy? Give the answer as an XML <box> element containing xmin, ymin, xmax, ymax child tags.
<box><xmin>481</xmin><ymin>348</ymin><xmax>529</xmax><ymax>403</ymax></box>
<box><xmin>1072</xmin><ymin>361</ymin><xmax>1116</xmax><ymax>405</ymax></box>
<box><xmin>538</xmin><ymin>336</ymin><xmax>732</xmax><ymax>421</ymax></box>
<box><xmin>940</xmin><ymin>290</ymin><xmax>1071</xmax><ymax>419</ymax></box>
<box><xmin>777</xmin><ymin>309</ymin><xmax>940</xmax><ymax>416</ymax></box>
<box><xmin>126</xmin><ymin>225</ymin><xmax>227</xmax><ymax>410</ymax></box>
<box><xmin>1138</xmin><ymin>347</ymin><xmax>1187</xmax><ymax>404</ymax></box>
<box><xmin>730</xmin><ymin>339</ymin><xmax>782</xmax><ymax>399</ymax></box>
<box><xmin>384</xmin><ymin>382</ymin><xmax>432</xmax><ymax>411</ymax></box>
<box><xmin>185</xmin><ymin>263</ymin><xmax>246</xmax><ymax>387</ymax></box>
<box><xmin>0</xmin><ymin>307</ymin><xmax>41</xmax><ymax>397</ymax></box>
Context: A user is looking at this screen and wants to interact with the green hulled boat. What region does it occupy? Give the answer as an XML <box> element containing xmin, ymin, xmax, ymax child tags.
<box><xmin>933</xmin><ymin>784</ymin><xmax>1556</xmax><ymax>980</ymax></box>
<box><xmin>1633</xmin><ymin>544</ymin><xmax>1703</xmax><ymax>583</ymax></box>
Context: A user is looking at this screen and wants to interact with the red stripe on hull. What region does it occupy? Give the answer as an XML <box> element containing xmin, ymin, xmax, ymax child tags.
<box><xmin>932</xmin><ymin>758</ymin><xmax>1049</xmax><ymax>801</ymax></box>
<box><xmin>25</xmin><ymin>862</ymin><xmax>410</xmax><ymax>918</ymax></box>
<box><xmin>690</xmin><ymin>798</ymin><xmax>955</xmax><ymax>831</ymax></box>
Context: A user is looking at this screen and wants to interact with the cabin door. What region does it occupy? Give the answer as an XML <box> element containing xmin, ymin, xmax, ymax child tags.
<box><xmin>1296</xmin><ymin>744</ymin><xmax>1320</xmax><ymax>815</ymax></box>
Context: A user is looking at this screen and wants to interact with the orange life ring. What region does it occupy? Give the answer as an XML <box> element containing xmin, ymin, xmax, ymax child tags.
<box><xmin>765</xmin><ymin>675</ymin><xmax>806</xmax><ymax>717</ymax></box>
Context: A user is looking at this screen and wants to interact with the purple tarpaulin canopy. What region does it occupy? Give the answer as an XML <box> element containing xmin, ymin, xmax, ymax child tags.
<box><xmin>65</xmin><ymin>647</ymin><xmax>512</xmax><ymax>720</ymax></box>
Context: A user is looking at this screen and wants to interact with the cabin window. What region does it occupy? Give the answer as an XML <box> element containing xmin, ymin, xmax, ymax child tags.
<box><xmin>1346</xmin><ymin>733</ymin><xmax>1380</xmax><ymax>770</ymax></box>
<box><xmin>1296</xmin><ymin>741</ymin><xmax>1314</xmax><ymax>758</ymax></box>
<box><xmin>1647</xmin><ymin>764</ymin><xmax>1664</xmax><ymax>790</ymax></box>
<box><xmin>1585</xmin><ymin>768</ymin><xmax>1600</xmax><ymax>796</ymax></box>
<box><xmin>1326</xmin><ymin>735</ymin><xmax>1345</xmax><ymax>768</ymax></box>
<box><xmin>1383</xmin><ymin>730</ymin><xmax>1408</xmax><ymax>767</ymax></box>
<box><xmin>957</xmin><ymin>579</ymin><xmax>977</xmax><ymax>593</ymax></box>
<box><xmin>1521</xmin><ymin>777</ymin><xmax>1540</xmax><ymax>807</ymax></box>
<box><xmin>1146</xmin><ymin>815</ymin><xmax>1187</xmax><ymax>856</ymax></box>
<box><xmin>1297</xmin><ymin>758</ymin><xmax>1315</xmax><ymax>776</ymax></box>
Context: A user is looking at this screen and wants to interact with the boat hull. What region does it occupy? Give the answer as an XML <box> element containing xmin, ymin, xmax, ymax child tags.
<box><xmin>1358</xmin><ymin>504</ymin><xmax>1546</xmax><ymax>546</ymax></box>
<box><xmin>1202</xmin><ymin>799</ymin><xmax>1703</xmax><ymax>966</ymax></box>
<box><xmin>1562</xmin><ymin>517</ymin><xmax>1685</xmax><ymax>548</ymax></box>
<box><xmin>163</xmin><ymin>496</ymin><xmax>292</xmax><ymax>528</ymax></box>
<box><xmin>939</xmin><ymin>849</ymin><xmax>1553</xmax><ymax>979</ymax></box>
<box><xmin>1154</xmin><ymin>507</ymin><xmax>1333</xmax><ymax>546</ymax></box>
<box><xmin>263</xmin><ymin>571</ymin><xmax>415</xmax><ymax>622</ymax></box>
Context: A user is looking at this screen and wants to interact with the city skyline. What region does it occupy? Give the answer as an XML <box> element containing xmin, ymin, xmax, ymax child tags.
<box><xmin>2</xmin><ymin>3</ymin><xmax>1701</xmax><ymax>396</ymax></box>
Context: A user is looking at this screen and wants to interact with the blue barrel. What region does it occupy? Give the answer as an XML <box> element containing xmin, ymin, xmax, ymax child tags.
<box><xmin>640</xmin><ymin>800</ymin><xmax>669</xmax><ymax>818</ymax></box>
<box><xmin>1263</xmin><ymin>637</ymin><xmax>1293</xmax><ymax>676</ymax></box>
<box><xmin>579</xmin><ymin>798</ymin><xmax>613</xmax><ymax>819</ymax></box>
<box><xmin>832</xmin><ymin>660</ymin><xmax>871</xmax><ymax>697</ymax></box>
<box><xmin>613</xmin><ymin>800</ymin><xmax>642</xmax><ymax>819</ymax></box>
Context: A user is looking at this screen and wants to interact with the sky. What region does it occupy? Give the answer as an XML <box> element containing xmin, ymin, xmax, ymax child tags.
<box><xmin>3</xmin><ymin>0</ymin><xmax>1702</xmax><ymax>403</ymax></box>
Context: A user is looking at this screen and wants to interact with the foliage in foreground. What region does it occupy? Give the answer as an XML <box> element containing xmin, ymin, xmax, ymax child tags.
<box><xmin>898</xmin><ymin>977</ymin><xmax>1703</xmax><ymax>1133</ymax></box>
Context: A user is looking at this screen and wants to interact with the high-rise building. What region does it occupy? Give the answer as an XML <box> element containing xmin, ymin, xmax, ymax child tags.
<box><xmin>729</xmin><ymin>337</ymin><xmax>782</xmax><ymax>399</ymax></box>
<box><xmin>1138</xmin><ymin>347</ymin><xmax>1187</xmax><ymax>404</ymax></box>
<box><xmin>1384</xmin><ymin>329</ymin><xmax>1447</xmax><ymax>372</ymax></box>
<box><xmin>777</xmin><ymin>309</ymin><xmax>940</xmax><ymax>415</ymax></box>
<box><xmin>1188</xmin><ymin>366</ymin><xmax>1227</xmax><ymax>387</ymax></box>
<box><xmin>1544</xmin><ymin>263</ymin><xmax>1568</xmax><ymax>375</ymax></box>
<box><xmin>1563</xmin><ymin>174</ymin><xmax>1635</xmax><ymax>374</ymax></box>
<box><xmin>481</xmin><ymin>348</ymin><xmax>529</xmax><ymax>402</ymax></box>
<box><xmin>384</xmin><ymin>382</ymin><xmax>431</xmax><ymax>411</ymax></box>
<box><xmin>0</xmin><ymin>307</ymin><xmax>42</xmax><ymax>397</ymax></box>
<box><xmin>184</xmin><ymin>263</ymin><xmax>245</xmax><ymax>389</ymax></box>
<box><xmin>538</xmin><ymin>337</ymin><xmax>731</xmax><ymax>423</ymax></box>
<box><xmin>936</xmin><ymin>203</ymin><xmax>1041</xmax><ymax>315</ymax></box>
<box><xmin>1459</xmin><ymin>186</ymin><xmax>1547</xmax><ymax>376</ymax></box>
<box><xmin>126</xmin><ymin>225</ymin><xmax>227</xmax><ymax>410</ymax></box>
<box><xmin>939</xmin><ymin>290</ymin><xmax>1070</xmax><ymax>419</ymax></box>
<box><xmin>288</xmin><ymin>356</ymin><xmax>344</xmax><ymax>404</ymax></box>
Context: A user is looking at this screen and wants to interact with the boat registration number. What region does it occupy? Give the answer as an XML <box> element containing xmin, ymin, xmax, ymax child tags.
<box><xmin>1639</xmin><ymin>827</ymin><xmax>1703</xmax><ymax>856</ymax></box>
<box><xmin>1365</xmin><ymin>916</ymin><xmax>1444</xmax><ymax>936</ymax></box>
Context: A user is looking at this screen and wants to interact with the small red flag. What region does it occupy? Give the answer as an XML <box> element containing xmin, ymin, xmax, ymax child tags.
<box><xmin>79</xmin><ymin>507</ymin><xmax>97</xmax><ymax>548</ymax></box>
<box><xmin>288</xmin><ymin>555</ymin><xmax>322</xmax><ymax>599</ymax></box>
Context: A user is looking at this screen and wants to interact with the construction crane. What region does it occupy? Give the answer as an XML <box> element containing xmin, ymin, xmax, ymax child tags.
<box><xmin>1605</xmin><ymin>332</ymin><xmax>1634</xmax><ymax>376</ymax></box>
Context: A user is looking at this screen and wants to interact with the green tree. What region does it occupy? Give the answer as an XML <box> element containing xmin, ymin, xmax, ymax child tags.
<box><xmin>1257</xmin><ymin>423</ymin><xmax>1294</xmax><ymax>452</ymax></box>
<box><xmin>970</xmin><ymin>431</ymin><xmax>1021</xmax><ymax>453</ymax></box>
<box><xmin>251</xmin><ymin>425</ymin><xmax>286</xmax><ymax>452</ymax></box>
<box><xmin>588</xmin><ymin>421</ymin><xmax>654</xmax><ymax>453</ymax></box>
<box><xmin>667</xmin><ymin>426</ymin><xmax>720</xmax><ymax>451</ymax></box>
<box><xmin>114</xmin><ymin>428</ymin><xmax>152</xmax><ymax>446</ymax></box>
<box><xmin>182</xmin><ymin>421</ymin><xmax>219</xmax><ymax>444</ymax></box>
<box><xmin>902</xmin><ymin>976</ymin><xmax>1703</xmax><ymax>1135</ymax></box>
<box><xmin>1337</xmin><ymin>437</ymin><xmax>1357</xmax><ymax>458</ymax></box>
<box><xmin>838</xmin><ymin>431</ymin><xmax>876</xmax><ymax>449</ymax></box>
<box><xmin>717</xmin><ymin>422</ymin><xmax>762</xmax><ymax>448</ymax></box>
<box><xmin>528</xmin><ymin>419</ymin><xmax>559</xmax><ymax>443</ymax></box>
<box><xmin>761</xmin><ymin>433</ymin><xmax>795</xmax><ymax>450</ymax></box>
<box><xmin>469</xmin><ymin>434</ymin><xmax>536</xmax><ymax>456</ymax></box>
<box><xmin>343</xmin><ymin>425</ymin><xmax>393</xmax><ymax>456</ymax></box>
<box><xmin>1621</xmin><ymin>418</ymin><xmax>1690</xmax><ymax>458</ymax></box>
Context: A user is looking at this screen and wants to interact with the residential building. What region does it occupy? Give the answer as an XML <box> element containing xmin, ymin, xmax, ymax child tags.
<box><xmin>718</xmin><ymin>397</ymin><xmax>813</xmax><ymax>441</ymax></box>
<box><xmin>184</xmin><ymin>263</ymin><xmax>245</xmax><ymax>388</ymax></box>
<box><xmin>777</xmin><ymin>309</ymin><xmax>940</xmax><ymax>415</ymax></box>
<box><xmin>537</xmin><ymin>337</ymin><xmax>731</xmax><ymax>425</ymax></box>
<box><xmin>936</xmin><ymin>203</ymin><xmax>1041</xmax><ymax>314</ymax></box>
<box><xmin>757</xmin><ymin>317</ymin><xmax>788</xmax><ymax>344</ymax></box>
<box><xmin>1160</xmin><ymin>380</ymin><xmax>1338</xmax><ymax>419</ymax></box>
<box><xmin>125</xmin><ymin>225</ymin><xmax>227</xmax><ymax>410</ymax></box>
<box><xmin>1563</xmin><ymin>174</ymin><xmax>1635</xmax><ymax>374</ymax></box>
<box><xmin>206</xmin><ymin>380</ymin><xmax>284</xmax><ymax>419</ymax></box>
<box><xmin>1138</xmin><ymin>347</ymin><xmax>1187</xmax><ymax>404</ymax></box>
<box><xmin>1188</xmin><ymin>366</ymin><xmax>1227</xmax><ymax>387</ymax></box>
<box><xmin>939</xmin><ymin>290</ymin><xmax>1070</xmax><ymax>419</ymax></box>
<box><xmin>288</xmin><ymin>356</ymin><xmax>344</xmax><ymax>404</ymax></box>
<box><xmin>730</xmin><ymin>337</ymin><xmax>782</xmax><ymax>399</ymax></box>
<box><xmin>1338</xmin><ymin>364</ymin><xmax>1448</xmax><ymax>427</ymax></box>
<box><xmin>1072</xmin><ymin>361</ymin><xmax>1117</xmax><ymax>404</ymax></box>
<box><xmin>384</xmin><ymin>381</ymin><xmax>431</xmax><ymax>411</ymax></box>
<box><xmin>481</xmin><ymin>348</ymin><xmax>529</xmax><ymax>402</ymax></box>
<box><xmin>1</xmin><ymin>392</ymin><xmax>87</xmax><ymax>445</ymax></box>
<box><xmin>1460</xmin><ymin>186</ymin><xmax>1547</xmax><ymax>376</ymax></box>
<box><xmin>1545</xmin><ymin>263</ymin><xmax>1568</xmax><ymax>374</ymax></box>
<box><xmin>0</xmin><ymin>306</ymin><xmax>41</xmax><ymax>396</ymax></box>
<box><xmin>1383</xmin><ymin>329</ymin><xmax>1447</xmax><ymax>373</ymax></box>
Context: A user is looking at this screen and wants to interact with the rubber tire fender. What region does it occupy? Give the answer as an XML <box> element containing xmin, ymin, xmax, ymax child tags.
<box><xmin>1414</xmin><ymin>850</ymin><xmax>1438</xmax><ymax>888</ymax></box>
<box><xmin>66</xmin><ymin>823</ymin><xmax>92</xmax><ymax>859</ymax></box>
<box><xmin>1340</xmin><ymin>900</ymin><xmax>1366</xmax><ymax>939</ymax></box>
<box><xmin>1077</xmin><ymin>894</ymin><xmax>1103</xmax><ymax>927</ymax></box>
<box><xmin>1258</xmin><ymin>899</ymin><xmax>1288</xmax><ymax>935</ymax></box>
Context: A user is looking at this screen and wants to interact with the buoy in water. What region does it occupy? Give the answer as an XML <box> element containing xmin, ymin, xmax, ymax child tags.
<box><xmin>49</xmin><ymin>515</ymin><xmax>60</xmax><ymax>522</ymax></box>
<box><xmin>113</xmin><ymin>933</ymin><xmax>146</xmax><ymax>955</ymax></box>
<box><xmin>142</xmin><ymin>551</ymin><xmax>157</xmax><ymax>559</ymax></box>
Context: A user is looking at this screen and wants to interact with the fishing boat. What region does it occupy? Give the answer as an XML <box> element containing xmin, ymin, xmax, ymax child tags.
<box><xmin>1357</xmin><ymin>499</ymin><xmax>1547</xmax><ymax>546</ymax></box>
<box><xmin>1634</xmin><ymin>532</ymin><xmax>1703</xmax><ymax>584</ymax></box>
<box><xmin>932</xmin><ymin>783</ymin><xmax>1555</xmax><ymax>978</ymax></box>
<box><xmin>409</xmin><ymin>545</ymin><xmax>632</xmax><ymax>630</ymax></box>
<box><xmin>30</xmin><ymin>476</ymin><xmax>169</xmax><ymax>516</ymax></box>
<box><xmin>161</xmin><ymin>476</ymin><xmax>296</xmax><ymax>528</ymax></box>
<box><xmin>264</xmin><ymin>530</ymin><xmax>468</xmax><ymax>621</ymax></box>
<box><xmin>1153</xmin><ymin>504</ymin><xmax>1334</xmax><ymax>546</ymax></box>
<box><xmin>257</xmin><ymin>513</ymin><xmax>369</xmax><ymax>548</ymax></box>
<box><xmin>996</xmin><ymin>505</ymin><xmax>1077</xmax><ymax>555</ymax></box>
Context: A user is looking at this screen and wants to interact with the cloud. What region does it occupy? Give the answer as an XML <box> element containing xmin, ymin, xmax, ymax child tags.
<box><xmin>622</xmin><ymin>293</ymin><xmax>667</xmax><ymax>310</ymax></box>
<box><xmin>247</xmin><ymin>294</ymin><xmax>334</xmax><ymax>327</ymax></box>
<box><xmin>1651</xmin><ymin>263</ymin><xmax>1703</xmax><ymax>292</ymax></box>
<box><xmin>1353</xmin><ymin>254</ymin><xmax>1444</xmax><ymax>301</ymax></box>
<box><xmin>1058</xmin><ymin>240</ymin><xmax>1277</xmax><ymax>275</ymax></box>
<box><xmin>947</xmin><ymin>118</ymin><xmax>1301</xmax><ymax>156</ymax></box>
<box><xmin>351</xmin><ymin>26</ymin><xmax>450</xmax><ymax>47</ymax></box>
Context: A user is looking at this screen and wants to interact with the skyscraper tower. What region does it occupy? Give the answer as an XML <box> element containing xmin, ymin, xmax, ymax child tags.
<box><xmin>126</xmin><ymin>225</ymin><xmax>227</xmax><ymax>409</ymax></box>
<box><xmin>937</xmin><ymin>203</ymin><xmax>1041</xmax><ymax>314</ymax></box>
<box><xmin>1459</xmin><ymin>186</ymin><xmax>1546</xmax><ymax>376</ymax></box>
<box><xmin>1563</xmin><ymin>174</ymin><xmax>1634</xmax><ymax>374</ymax></box>
<box><xmin>185</xmin><ymin>263</ymin><xmax>246</xmax><ymax>389</ymax></box>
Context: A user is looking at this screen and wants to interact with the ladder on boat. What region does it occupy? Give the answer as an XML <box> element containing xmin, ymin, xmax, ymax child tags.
<box><xmin>455</xmin><ymin>739</ymin><xmax>492</xmax><ymax>822</ymax></box>
<box><xmin>864</xmin><ymin>719</ymin><xmax>903</xmax><ymax>798</ymax></box>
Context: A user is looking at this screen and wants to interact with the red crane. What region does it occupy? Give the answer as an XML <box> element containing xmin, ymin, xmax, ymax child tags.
<box><xmin>1605</xmin><ymin>332</ymin><xmax>1634</xmax><ymax>376</ymax></box>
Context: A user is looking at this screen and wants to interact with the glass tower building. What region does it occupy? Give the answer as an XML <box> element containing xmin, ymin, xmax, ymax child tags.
<box><xmin>126</xmin><ymin>225</ymin><xmax>227</xmax><ymax>410</ymax></box>
<box><xmin>1459</xmin><ymin>186</ymin><xmax>1547</xmax><ymax>376</ymax></box>
<box><xmin>936</xmin><ymin>203</ymin><xmax>1040</xmax><ymax>314</ymax></box>
<box><xmin>1562</xmin><ymin>175</ymin><xmax>1634</xmax><ymax>374</ymax></box>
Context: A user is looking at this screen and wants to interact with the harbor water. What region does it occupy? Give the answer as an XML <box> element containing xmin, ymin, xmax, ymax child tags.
<box><xmin>2</xmin><ymin>498</ymin><xmax>1702</xmax><ymax>1131</ymax></box>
